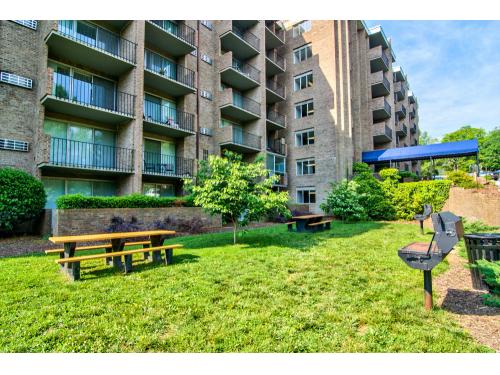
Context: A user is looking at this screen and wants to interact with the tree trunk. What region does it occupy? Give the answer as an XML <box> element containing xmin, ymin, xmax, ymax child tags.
<box><xmin>232</xmin><ymin>220</ymin><xmax>237</xmax><ymax>244</ymax></box>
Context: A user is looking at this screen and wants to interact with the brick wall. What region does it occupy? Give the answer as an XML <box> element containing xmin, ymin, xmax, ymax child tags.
<box><xmin>52</xmin><ymin>207</ymin><xmax>222</xmax><ymax>236</ymax></box>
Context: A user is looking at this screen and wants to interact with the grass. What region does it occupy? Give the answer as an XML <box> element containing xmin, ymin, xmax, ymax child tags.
<box><xmin>0</xmin><ymin>222</ymin><xmax>493</xmax><ymax>352</ymax></box>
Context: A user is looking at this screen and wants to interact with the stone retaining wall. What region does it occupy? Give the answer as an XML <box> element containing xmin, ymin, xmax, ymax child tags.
<box><xmin>52</xmin><ymin>207</ymin><xmax>221</xmax><ymax>236</ymax></box>
<box><xmin>442</xmin><ymin>187</ymin><xmax>500</xmax><ymax>226</ymax></box>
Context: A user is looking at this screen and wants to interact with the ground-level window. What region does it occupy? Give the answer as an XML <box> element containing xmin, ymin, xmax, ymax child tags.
<box><xmin>295</xmin><ymin>128</ymin><xmax>315</xmax><ymax>146</ymax></box>
<box><xmin>296</xmin><ymin>158</ymin><xmax>315</xmax><ymax>175</ymax></box>
<box><xmin>297</xmin><ymin>187</ymin><xmax>316</xmax><ymax>204</ymax></box>
<box><xmin>294</xmin><ymin>99</ymin><xmax>314</xmax><ymax>119</ymax></box>
<box><xmin>292</xmin><ymin>20</ymin><xmax>311</xmax><ymax>38</ymax></box>
<box><xmin>293</xmin><ymin>43</ymin><xmax>312</xmax><ymax>64</ymax></box>
<box><xmin>142</xmin><ymin>183</ymin><xmax>175</xmax><ymax>198</ymax></box>
<box><xmin>294</xmin><ymin>71</ymin><xmax>313</xmax><ymax>91</ymax></box>
<box><xmin>42</xmin><ymin>177</ymin><xmax>116</xmax><ymax>209</ymax></box>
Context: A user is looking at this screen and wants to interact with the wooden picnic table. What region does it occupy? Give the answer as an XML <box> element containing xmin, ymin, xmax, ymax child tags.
<box><xmin>292</xmin><ymin>214</ymin><xmax>324</xmax><ymax>232</ymax></box>
<box><xmin>49</xmin><ymin>230</ymin><xmax>175</xmax><ymax>269</ymax></box>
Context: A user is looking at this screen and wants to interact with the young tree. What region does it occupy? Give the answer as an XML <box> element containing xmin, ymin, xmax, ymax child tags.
<box><xmin>184</xmin><ymin>151</ymin><xmax>290</xmax><ymax>244</ymax></box>
<box><xmin>481</xmin><ymin>128</ymin><xmax>500</xmax><ymax>171</ymax></box>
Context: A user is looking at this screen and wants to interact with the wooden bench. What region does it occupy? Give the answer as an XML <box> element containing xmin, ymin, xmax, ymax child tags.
<box><xmin>286</xmin><ymin>222</ymin><xmax>296</xmax><ymax>232</ymax></box>
<box><xmin>306</xmin><ymin>220</ymin><xmax>332</xmax><ymax>231</ymax></box>
<box><xmin>44</xmin><ymin>240</ymin><xmax>151</xmax><ymax>255</ymax></box>
<box><xmin>56</xmin><ymin>244</ymin><xmax>183</xmax><ymax>281</ymax></box>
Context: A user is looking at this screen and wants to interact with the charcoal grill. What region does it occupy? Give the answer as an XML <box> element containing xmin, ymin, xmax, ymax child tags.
<box><xmin>398</xmin><ymin>211</ymin><xmax>463</xmax><ymax>309</ymax></box>
<box><xmin>414</xmin><ymin>204</ymin><xmax>432</xmax><ymax>234</ymax></box>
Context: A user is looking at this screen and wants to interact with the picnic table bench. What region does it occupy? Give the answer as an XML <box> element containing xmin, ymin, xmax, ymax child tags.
<box><xmin>291</xmin><ymin>215</ymin><xmax>332</xmax><ymax>232</ymax></box>
<box><xmin>48</xmin><ymin>230</ymin><xmax>177</xmax><ymax>281</ymax></box>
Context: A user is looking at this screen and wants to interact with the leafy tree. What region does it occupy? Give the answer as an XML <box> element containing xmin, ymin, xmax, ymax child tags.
<box><xmin>320</xmin><ymin>180</ymin><xmax>367</xmax><ymax>222</ymax></box>
<box><xmin>481</xmin><ymin>127</ymin><xmax>500</xmax><ymax>171</ymax></box>
<box><xmin>184</xmin><ymin>151</ymin><xmax>290</xmax><ymax>244</ymax></box>
<box><xmin>419</xmin><ymin>131</ymin><xmax>438</xmax><ymax>145</ymax></box>
<box><xmin>441</xmin><ymin>126</ymin><xmax>486</xmax><ymax>172</ymax></box>
<box><xmin>446</xmin><ymin>170</ymin><xmax>478</xmax><ymax>189</ymax></box>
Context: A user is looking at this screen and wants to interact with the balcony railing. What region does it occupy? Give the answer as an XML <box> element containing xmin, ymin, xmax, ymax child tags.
<box><xmin>266</xmin><ymin>109</ymin><xmax>286</xmax><ymax>128</ymax></box>
<box><xmin>51</xmin><ymin>71</ymin><xmax>135</xmax><ymax>116</ymax></box>
<box><xmin>271</xmin><ymin>172</ymin><xmax>287</xmax><ymax>187</ymax></box>
<box><xmin>149</xmin><ymin>20</ymin><xmax>195</xmax><ymax>46</ymax></box>
<box><xmin>232</xmin><ymin>58</ymin><xmax>261</xmax><ymax>83</ymax></box>
<box><xmin>266</xmin><ymin>49</ymin><xmax>285</xmax><ymax>70</ymax></box>
<box><xmin>231</xmin><ymin>92</ymin><xmax>261</xmax><ymax>115</ymax></box>
<box><xmin>143</xmin><ymin>152</ymin><xmax>194</xmax><ymax>177</ymax></box>
<box><xmin>143</xmin><ymin>98</ymin><xmax>194</xmax><ymax>133</ymax></box>
<box><xmin>49</xmin><ymin>137</ymin><xmax>134</xmax><ymax>172</ymax></box>
<box><xmin>266</xmin><ymin>79</ymin><xmax>285</xmax><ymax>98</ymax></box>
<box><xmin>226</xmin><ymin>127</ymin><xmax>261</xmax><ymax>150</ymax></box>
<box><xmin>232</xmin><ymin>24</ymin><xmax>260</xmax><ymax>51</ymax></box>
<box><xmin>265</xmin><ymin>21</ymin><xmax>285</xmax><ymax>42</ymax></box>
<box><xmin>57</xmin><ymin>20</ymin><xmax>136</xmax><ymax>64</ymax></box>
<box><xmin>398</xmin><ymin>123</ymin><xmax>408</xmax><ymax>135</ymax></box>
<box><xmin>267</xmin><ymin>139</ymin><xmax>286</xmax><ymax>155</ymax></box>
<box><xmin>397</xmin><ymin>104</ymin><xmax>407</xmax><ymax>118</ymax></box>
<box><xmin>144</xmin><ymin>49</ymin><xmax>196</xmax><ymax>88</ymax></box>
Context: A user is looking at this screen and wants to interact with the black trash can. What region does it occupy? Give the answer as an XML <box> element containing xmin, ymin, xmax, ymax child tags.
<box><xmin>463</xmin><ymin>233</ymin><xmax>500</xmax><ymax>290</ymax></box>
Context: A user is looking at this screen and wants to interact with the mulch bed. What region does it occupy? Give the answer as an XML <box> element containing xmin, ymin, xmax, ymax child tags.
<box><xmin>434</xmin><ymin>251</ymin><xmax>500</xmax><ymax>352</ymax></box>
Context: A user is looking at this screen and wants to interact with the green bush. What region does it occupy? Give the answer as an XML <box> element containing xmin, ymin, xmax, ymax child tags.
<box><xmin>379</xmin><ymin>168</ymin><xmax>400</xmax><ymax>182</ymax></box>
<box><xmin>446</xmin><ymin>170</ymin><xmax>478</xmax><ymax>189</ymax></box>
<box><xmin>462</xmin><ymin>218</ymin><xmax>499</xmax><ymax>233</ymax></box>
<box><xmin>398</xmin><ymin>170</ymin><xmax>419</xmax><ymax>182</ymax></box>
<box><xmin>476</xmin><ymin>260</ymin><xmax>500</xmax><ymax>307</ymax></box>
<box><xmin>0</xmin><ymin>167</ymin><xmax>46</xmax><ymax>231</ymax></box>
<box><xmin>388</xmin><ymin>180</ymin><xmax>452</xmax><ymax>221</ymax></box>
<box><xmin>352</xmin><ymin>162</ymin><xmax>372</xmax><ymax>174</ymax></box>
<box><xmin>320</xmin><ymin>180</ymin><xmax>368</xmax><ymax>222</ymax></box>
<box><xmin>56</xmin><ymin>193</ymin><xmax>195</xmax><ymax>209</ymax></box>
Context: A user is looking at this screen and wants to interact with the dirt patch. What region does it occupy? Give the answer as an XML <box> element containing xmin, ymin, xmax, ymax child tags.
<box><xmin>434</xmin><ymin>251</ymin><xmax>500</xmax><ymax>352</ymax></box>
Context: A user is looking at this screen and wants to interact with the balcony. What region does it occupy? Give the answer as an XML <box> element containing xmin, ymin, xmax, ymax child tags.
<box><xmin>373</xmin><ymin>122</ymin><xmax>392</xmax><ymax>144</ymax></box>
<box><xmin>408</xmin><ymin>90</ymin><xmax>416</xmax><ymax>104</ymax></box>
<box><xmin>41</xmin><ymin>68</ymin><xmax>135</xmax><ymax>125</ymax></box>
<box><xmin>368</xmin><ymin>46</ymin><xmax>389</xmax><ymax>73</ymax></box>
<box><xmin>271</xmin><ymin>172</ymin><xmax>287</xmax><ymax>188</ymax></box>
<box><xmin>409</xmin><ymin>108</ymin><xmax>416</xmax><ymax>119</ymax></box>
<box><xmin>396</xmin><ymin>103</ymin><xmax>407</xmax><ymax>119</ymax></box>
<box><xmin>267</xmin><ymin>138</ymin><xmax>286</xmax><ymax>156</ymax></box>
<box><xmin>410</xmin><ymin>123</ymin><xmax>417</xmax><ymax>134</ymax></box>
<box><xmin>220</xmin><ymin>22</ymin><xmax>260</xmax><ymax>59</ymax></box>
<box><xmin>396</xmin><ymin>122</ymin><xmax>408</xmax><ymax>137</ymax></box>
<box><xmin>219</xmin><ymin>126</ymin><xmax>261</xmax><ymax>153</ymax></box>
<box><xmin>143</xmin><ymin>152</ymin><xmax>194</xmax><ymax>178</ymax></box>
<box><xmin>266</xmin><ymin>109</ymin><xmax>286</xmax><ymax>130</ymax></box>
<box><xmin>393</xmin><ymin>66</ymin><xmax>406</xmax><ymax>82</ymax></box>
<box><xmin>370</xmin><ymin>71</ymin><xmax>391</xmax><ymax>98</ymax></box>
<box><xmin>144</xmin><ymin>49</ymin><xmax>196</xmax><ymax>97</ymax></box>
<box><xmin>266</xmin><ymin>79</ymin><xmax>286</xmax><ymax>103</ymax></box>
<box><xmin>265</xmin><ymin>21</ymin><xmax>285</xmax><ymax>49</ymax></box>
<box><xmin>368</xmin><ymin>25</ymin><xmax>390</xmax><ymax>49</ymax></box>
<box><xmin>220</xmin><ymin>88</ymin><xmax>261</xmax><ymax>122</ymax></box>
<box><xmin>371</xmin><ymin>97</ymin><xmax>391</xmax><ymax>121</ymax></box>
<box><xmin>265</xmin><ymin>49</ymin><xmax>286</xmax><ymax>76</ymax></box>
<box><xmin>45</xmin><ymin>20</ymin><xmax>136</xmax><ymax>76</ymax></box>
<box><xmin>145</xmin><ymin>21</ymin><xmax>196</xmax><ymax>57</ymax></box>
<box><xmin>39</xmin><ymin>137</ymin><xmax>134</xmax><ymax>174</ymax></box>
<box><xmin>220</xmin><ymin>52</ymin><xmax>260</xmax><ymax>91</ymax></box>
<box><xmin>143</xmin><ymin>98</ymin><xmax>195</xmax><ymax>138</ymax></box>
<box><xmin>394</xmin><ymin>81</ymin><xmax>406</xmax><ymax>101</ymax></box>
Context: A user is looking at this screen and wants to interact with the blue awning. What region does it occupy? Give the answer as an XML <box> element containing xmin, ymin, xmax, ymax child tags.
<box><xmin>362</xmin><ymin>139</ymin><xmax>479</xmax><ymax>164</ymax></box>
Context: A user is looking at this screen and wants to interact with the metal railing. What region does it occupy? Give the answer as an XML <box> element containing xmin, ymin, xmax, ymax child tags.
<box><xmin>384</xmin><ymin>125</ymin><xmax>392</xmax><ymax>139</ymax></box>
<box><xmin>232</xmin><ymin>24</ymin><xmax>260</xmax><ymax>51</ymax></box>
<box><xmin>231</xmin><ymin>58</ymin><xmax>260</xmax><ymax>83</ymax></box>
<box><xmin>383</xmin><ymin>98</ymin><xmax>392</xmax><ymax>115</ymax></box>
<box><xmin>411</xmin><ymin>123</ymin><xmax>417</xmax><ymax>133</ymax></box>
<box><xmin>265</xmin><ymin>21</ymin><xmax>285</xmax><ymax>42</ymax></box>
<box><xmin>57</xmin><ymin>20</ymin><xmax>136</xmax><ymax>64</ymax></box>
<box><xmin>143</xmin><ymin>99</ymin><xmax>194</xmax><ymax>133</ymax></box>
<box><xmin>144</xmin><ymin>49</ymin><xmax>195</xmax><ymax>88</ymax></box>
<box><xmin>380</xmin><ymin>51</ymin><xmax>389</xmax><ymax>69</ymax></box>
<box><xmin>398</xmin><ymin>123</ymin><xmax>408</xmax><ymax>135</ymax></box>
<box><xmin>227</xmin><ymin>127</ymin><xmax>261</xmax><ymax>150</ymax></box>
<box><xmin>382</xmin><ymin>76</ymin><xmax>391</xmax><ymax>92</ymax></box>
<box><xmin>267</xmin><ymin>139</ymin><xmax>286</xmax><ymax>155</ymax></box>
<box><xmin>266</xmin><ymin>109</ymin><xmax>286</xmax><ymax>128</ymax></box>
<box><xmin>271</xmin><ymin>172</ymin><xmax>287</xmax><ymax>187</ymax></box>
<box><xmin>143</xmin><ymin>152</ymin><xmax>194</xmax><ymax>177</ymax></box>
<box><xmin>149</xmin><ymin>20</ymin><xmax>196</xmax><ymax>46</ymax></box>
<box><xmin>231</xmin><ymin>92</ymin><xmax>260</xmax><ymax>115</ymax></box>
<box><xmin>397</xmin><ymin>104</ymin><xmax>407</xmax><ymax>118</ymax></box>
<box><xmin>51</xmin><ymin>71</ymin><xmax>135</xmax><ymax>116</ymax></box>
<box><xmin>266</xmin><ymin>79</ymin><xmax>285</xmax><ymax>98</ymax></box>
<box><xmin>266</xmin><ymin>49</ymin><xmax>285</xmax><ymax>70</ymax></box>
<box><xmin>49</xmin><ymin>137</ymin><xmax>134</xmax><ymax>172</ymax></box>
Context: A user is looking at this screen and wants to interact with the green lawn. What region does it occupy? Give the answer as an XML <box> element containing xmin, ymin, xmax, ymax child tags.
<box><xmin>0</xmin><ymin>222</ymin><xmax>492</xmax><ymax>352</ymax></box>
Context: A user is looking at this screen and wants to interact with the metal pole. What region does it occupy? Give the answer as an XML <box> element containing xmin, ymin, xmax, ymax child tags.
<box><xmin>476</xmin><ymin>152</ymin><xmax>480</xmax><ymax>177</ymax></box>
<box><xmin>423</xmin><ymin>270</ymin><xmax>433</xmax><ymax>310</ymax></box>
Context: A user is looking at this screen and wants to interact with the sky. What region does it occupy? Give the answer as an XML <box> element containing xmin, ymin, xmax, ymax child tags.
<box><xmin>365</xmin><ymin>20</ymin><xmax>500</xmax><ymax>139</ymax></box>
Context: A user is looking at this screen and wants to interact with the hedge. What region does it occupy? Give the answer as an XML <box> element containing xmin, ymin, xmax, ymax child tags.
<box><xmin>390</xmin><ymin>180</ymin><xmax>452</xmax><ymax>220</ymax></box>
<box><xmin>56</xmin><ymin>193</ymin><xmax>195</xmax><ymax>209</ymax></box>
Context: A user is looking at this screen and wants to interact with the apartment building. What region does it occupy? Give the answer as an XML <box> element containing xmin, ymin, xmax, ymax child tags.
<box><xmin>0</xmin><ymin>20</ymin><xmax>419</xmax><ymax>213</ymax></box>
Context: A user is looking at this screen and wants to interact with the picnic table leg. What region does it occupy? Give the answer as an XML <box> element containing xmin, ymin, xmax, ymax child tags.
<box><xmin>150</xmin><ymin>235</ymin><xmax>165</xmax><ymax>264</ymax></box>
<box><xmin>67</xmin><ymin>261</ymin><xmax>81</xmax><ymax>281</ymax></box>
<box><xmin>164</xmin><ymin>248</ymin><xmax>173</xmax><ymax>265</ymax></box>
<box><xmin>123</xmin><ymin>254</ymin><xmax>133</xmax><ymax>274</ymax></box>
<box><xmin>63</xmin><ymin>242</ymin><xmax>76</xmax><ymax>272</ymax></box>
<box><xmin>143</xmin><ymin>243</ymin><xmax>150</xmax><ymax>260</ymax></box>
<box><xmin>111</xmin><ymin>238</ymin><xmax>124</xmax><ymax>271</ymax></box>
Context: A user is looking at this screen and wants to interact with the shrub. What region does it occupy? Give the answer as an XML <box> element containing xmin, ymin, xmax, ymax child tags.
<box><xmin>0</xmin><ymin>167</ymin><xmax>46</xmax><ymax>231</ymax></box>
<box><xmin>389</xmin><ymin>180</ymin><xmax>452</xmax><ymax>220</ymax></box>
<box><xmin>476</xmin><ymin>260</ymin><xmax>500</xmax><ymax>307</ymax></box>
<box><xmin>106</xmin><ymin>216</ymin><xmax>143</xmax><ymax>233</ymax></box>
<box><xmin>353</xmin><ymin>162</ymin><xmax>372</xmax><ymax>174</ymax></box>
<box><xmin>398</xmin><ymin>171</ymin><xmax>419</xmax><ymax>182</ymax></box>
<box><xmin>150</xmin><ymin>215</ymin><xmax>204</xmax><ymax>234</ymax></box>
<box><xmin>320</xmin><ymin>180</ymin><xmax>368</xmax><ymax>222</ymax></box>
<box><xmin>56</xmin><ymin>193</ymin><xmax>195</xmax><ymax>209</ymax></box>
<box><xmin>379</xmin><ymin>168</ymin><xmax>400</xmax><ymax>183</ymax></box>
<box><xmin>462</xmin><ymin>218</ymin><xmax>499</xmax><ymax>233</ymax></box>
<box><xmin>446</xmin><ymin>170</ymin><xmax>478</xmax><ymax>189</ymax></box>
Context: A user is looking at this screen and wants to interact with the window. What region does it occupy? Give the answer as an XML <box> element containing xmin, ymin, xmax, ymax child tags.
<box><xmin>295</xmin><ymin>129</ymin><xmax>315</xmax><ymax>146</ymax></box>
<box><xmin>143</xmin><ymin>138</ymin><xmax>176</xmax><ymax>174</ymax></box>
<box><xmin>201</xmin><ymin>20</ymin><xmax>213</xmax><ymax>30</ymax></box>
<box><xmin>266</xmin><ymin>154</ymin><xmax>286</xmax><ymax>174</ymax></box>
<box><xmin>42</xmin><ymin>178</ymin><xmax>116</xmax><ymax>209</ymax></box>
<box><xmin>293</xmin><ymin>44</ymin><xmax>312</xmax><ymax>64</ymax></box>
<box><xmin>220</xmin><ymin>118</ymin><xmax>239</xmax><ymax>128</ymax></box>
<box><xmin>12</xmin><ymin>20</ymin><xmax>37</xmax><ymax>30</ymax></box>
<box><xmin>201</xmin><ymin>90</ymin><xmax>212</xmax><ymax>100</ymax></box>
<box><xmin>294</xmin><ymin>99</ymin><xmax>314</xmax><ymax>119</ymax></box>
<box><xmin>203</xmin><ymin>149</ymin><xmax>209</xmax><ymax>160</ymax></box>
<box><xmin>142</xmin><ymin>183</ymin><xmax>175</xmax><ymax>198</ymax></box>
<box><xmin>296</xmin><ymin>158</ymin><xmax>315</xmax><ymax>176</ymax></box>
<box><xmin>0</xmin><ymin>138</ymin><xmax>29</xmax><ymax>152</ymax></box>
<box><xmin>143</xmin><ymin>93</ymin><xmax>177</xmax><ymax>125</ymax></box>
<box><xmin>293</xmin><ymin>21</ymin><xmax>311</xmax><ymax>37</ymax></box>
<box><xmin>294</xmin><ymin>71</ymin><xmax>313</xmax><ymax>91</ymax></box>
<box><xmin>297</xmin><ymin>187</ymin><xmax>316</xmax><ymax>204</ymax></box>
<box><xmin>201</xmin><ymin>54</ymin><xmax>212</xmax><ymax>65</ymax></box>
<box><xmin>0</xmin><ymin>71</ymin><xmax>33</xmax><ymax>89</ymax></box>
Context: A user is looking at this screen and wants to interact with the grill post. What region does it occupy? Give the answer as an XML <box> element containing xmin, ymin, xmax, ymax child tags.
<box><xmin>419</xmin><ymin>220</ymin><xmax>424</xmax><ymax>234</ymax></box>
<box><xmin>423</xmin><ymin>270</ymin><xmax>433</xmax><ymax>310</ymax></box>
